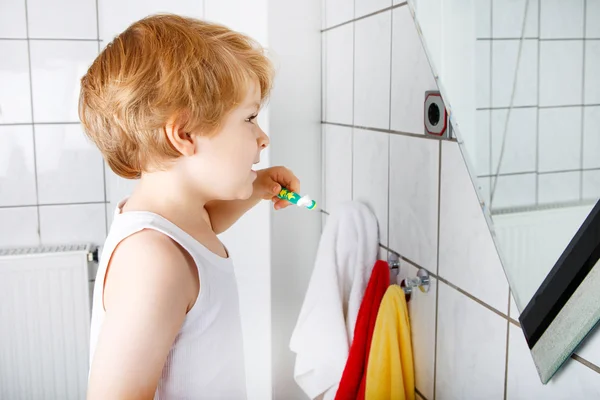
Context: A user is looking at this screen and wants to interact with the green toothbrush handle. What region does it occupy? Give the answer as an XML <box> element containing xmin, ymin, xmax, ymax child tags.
<box><xmin>277</xmin><ymin>188</ymin><xmax>317</xmax><ymax>210</ymax></box>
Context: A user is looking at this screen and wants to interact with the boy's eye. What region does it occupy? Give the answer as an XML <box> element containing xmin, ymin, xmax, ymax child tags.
<box><xmin>245</xmin><ymin>115</ymin><xmax>258</xmax><ymax>123</ymax></box>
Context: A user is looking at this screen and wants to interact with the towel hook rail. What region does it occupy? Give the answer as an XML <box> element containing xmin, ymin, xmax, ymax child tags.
<box><xmin>387</xmin><ymin>253</ymin><xmax>431</xmax><ymax>297</ymax></box>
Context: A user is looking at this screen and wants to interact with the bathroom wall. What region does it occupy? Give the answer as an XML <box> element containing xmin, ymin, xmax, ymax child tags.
<box><xmin>0</xmin><ymin>1</ymin><xmax>322</xmax><ymax>399</ymax></box>
<box><xmin>475</xmin><ymin>0</ymin><xmax>600</xmax><ymax>209</ymax></box>
<box><xmin>321</xmin><ymin>1</ymin><xmax>600</xmax><ymax>399</ymax></box>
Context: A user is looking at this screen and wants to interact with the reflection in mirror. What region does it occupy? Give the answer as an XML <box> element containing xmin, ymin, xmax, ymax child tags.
<box><xmin>408</xmin><ymin>0</ymin><xmax>600</xmax><ymax>383</ymax></box>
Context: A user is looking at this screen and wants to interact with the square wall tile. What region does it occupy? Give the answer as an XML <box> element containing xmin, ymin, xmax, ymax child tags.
<box><xmin>436</xmin><ymin>282</ymin><xmax>507</xmax><ymax>400</ymax></box>
<box><xmin>475</xmin><ymin>0</ymin><xmax>491</xmax><ymax>38</ymax></box>
<box><xmin>538</xmin><ymin>107</ymin><xmax>582</xmax><ymax>172</ymax></box>
<box><xmin>389</xmin><ymin>135</ymin><xmax>438</xmax><ymax>272</ymax></box>
<box><xmin>0</xmin><ymin>207</ymin><xmax>40</xmax><ymax>248</ymax></box>
<box><xmin>493</xmin><ymin>0</ymin><xmax>538</xmax><ymax>38</ymax></box>
<box><xmin>35</xmin><ymin>124</ymin><xmax>105</xmax><ymax>204</ymax></box>
<box><xmin>0</xmin><ymin>0</ymin><xmax>27</xmax><ymax>38</ymax></box>
<box><xmin>583</xmin><ymin>170</ymin><xmax>600</xmax><ymax>201</ymax></box>
<box><xmin>27</xmin><ymin>0</ymin><xmax>97</xmax><ymax>39</ymax></box>
<box><xmin>583</xmin><ymin>106</ymin><xmax>600</xmax><ymax>169</ymax></box>
<box><xmin>402</xmin><ymin>262</ymin><xmax>436</xmax><ymax>400</ymax></box>
<box><xmin>491</xmin><ymin>173</ymin><xmax>536</xmax><ymax>209</ymax></box>
<box><xmin>0</xmin><ymin>125</ymin><xmax>37</xmax><ymax>206</ymax></box>
<box><xmin>0</xmin><ymin>40</ymin><xmax>32</xmax><ymax>124</ymax></box>
<box><xmin>39</xmin><ymin>203</ymin><xmax>106</xmax><ymax>246</ymax></box>
<box><xmin>439</xmin><ymin>141</ymin><xmax>509</xmax><ymax>312</ymax></box>
<box><xmin>491</xmin><ymin>108</ymin><xmax>537</xmax><ymax>175</ymax></box>
<box><xmin>475</xmin><ymin>110</ymin><xmax>491</xmax><ymax>176</ymax></box>
<box><xmin>539</xmin><ymin>41</ymin><xmax>583</xmax><ymax>107</ymax></box>
<box><xmin>323</xmin><ymin>0</ymin><xmax>354</xmax><ymax>29</ymax></box>
<box><xmin>492</xmin><ymin>40</ymin><xmax>537</xmax><ymax>108</ymax></box>
<box><xmin>29</xmin><ymin>41</ymin><xmax>98</xmax><ymax>123</ymax></box>
<box><xmin>99</xmin><ymin>0</ymin><xmax>203</xmax><ymax>41</ymax></box>
<box><xmin>390</xmin><ymin>6</ymin><xmax>437</xmax><ymax>135</ymax></box>
<box><xmin>355</xmin><ymin>0</ymin><xmax>391</xmax><ymax>19</ymax></box>
<box><xmin>585</xmin><ymin>41</ymin><xmax>600</xmax><ymax>104</ymax></box>
<box><xmin>354</xmin><ymin>11</ymin><xmax>392</xmax><ymax>129</ymax></box>
<box><xmin>352</xmin><ymin>129</ymin><xmax>388</xmax><ymax>246</ymax></box>
<box><xmin>540</xmin><ymin>0</ymin><xmax>584</xmax><ymax>39</ymax></box>
<box><xmin>475</xmin><ymin>41</ymin><xmax>491</xmax><ymax>109</ymax></box>
<box><xmin>507</xmin><ymin>324</ymin><xmax>600</xmax><ymax>399</ymax></box>
<box><xmin>324</xmin><ymin>23</ymin><xmax>354</xmax><ymax>124</ymax></box>
<box><xmin>587</xmin><ymin>0</ymin><xmax>600</xmax><ymax>38</ymax></box>
<box><xmin>324</xmin><ymin>124</ymin><xmax>353</xmax><ymax>212</ymax></box>
<box><xmin>104</xmin><ymin>165</ymin><xmax>137</xmax><ymax>206</ymax></box>
<box><xmin>538</xmin><ymin>171</ymin><xmax>580</xmax><ymax>205</ymax></box>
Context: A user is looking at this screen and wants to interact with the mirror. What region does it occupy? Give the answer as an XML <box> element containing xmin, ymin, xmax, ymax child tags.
<box><xmin>407</xmin><ymin>0</ymin><xmax>600</xmax><ymax>383</ymax></box>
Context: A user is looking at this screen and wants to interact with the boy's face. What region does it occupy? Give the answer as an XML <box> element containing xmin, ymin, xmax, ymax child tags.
<box><xmin>189</xmin><ymin>79</ymin><xmax>269</xmax><ymax>201</ymax></box>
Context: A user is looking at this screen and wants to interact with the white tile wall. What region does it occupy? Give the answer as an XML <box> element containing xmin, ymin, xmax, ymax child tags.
<box><xmin>587</xmin><ymin>0</ymin><xmax>600</xmax><ymax>38</ymax></box>
<box><xmin>29</xmin><ymin>40</ymin><xmax>98</xmax><ymax>123</ymax></box>
<box><xmin>538</xmin><ymin>107</ymin><xmax>582</xmax><ymax>172</ymax></box>
<box><xmin>583</xmin><ymin>106</ymin><xmax>600</xmax><ymax>169</ymax></box>
<box><xmin>538</xmin><ymin>171</ymin><xmax>581</xmax><ymax>204</ymax></box>
<box><xmin>0</xmin><ymin>207</ymin><xmax>40</xmax><ymax>247</ymax></box>
<box><xmin>585</xmin><ymin>41</ymin><xmax>600</xmax><ymax>105</ymax></box>
<box><xmin>323</xmin><ymin>124</ymin><xmax>353</xmax><ymax>213</ymax></box>
<box><xmin>492</xmin><ymin>40</ymin><xmax>538</xmax><ymax>108</ymax></box>
<box><xmin>324</xmin><ymin>23</ymin><xmax>354</xmax><ymax>124</ymax></box>
<box><xmin>355</xmin><ymin>0</ymin><xmax>391</xmax><ymax>19</ymax></box>
<box><xmin>388</xmin><ymin>135</ymin><xmax>439</xmax><ymax>272</ymax></box>
<box><xmin>0</xmin><ymin>125</ymin><xmax>37</xmax><ymax>207</ymax></box>
<box><xmin>27</xmin><ymin>0</ymin><xmax>98</xmax><ymax>39</ymax></box>
<box><xmin>440</xmin><ymin>141</ymin><xmax>509</xmax><ymax>312</ymax></box>
<box><xmin>35</xmin><ymin>124</ymin><xmax>105</xmax><ymax>204</ymax></box>
<box><xmin>435</xmin><ymin>282</ymin><xmax>507</xmax><ymax>400</ymax></box>
<box><xmin>540</xmin><ymin>0</ymin><xmax>584</xmax><ymax>39</ymax></box>
<box><xmin>352</xmin><ymin>129</ymin><xmax>389</xmax><ymax>247</ymax></box>
<box><xmin>491</xmin><ymin>108</ymin><xmax>537</xmax><ymax>175</ymax></box>
<box><xmin>39</xmin><ymin>203</ymin><xmax>106</xmax><ymax>245</ymax></box>
<box><xmin>0</xmin><ymin>40</ymin><xmax>32</xmax><ymax>124</ymax></box>
<box><xmin>492</xmin><ymin>0</ymin><xmax>538</xmax><ymax>39</ymax></box>
<box><xmin>475</xmin><ymin>110</ymin><xmax>491</xmax><ymax>176</ymax></box>
<box><xmin>323</xmin><ymin>2</ymin><xmax>600</xmax><ymax>397</ymax></box>
<box><xmin>323</xmin><ymin>0</ymin><xmax>353</xmax><ymax>29</ymax></box>
<box><xmin>0</xmin><ymin>0</ymin><xmax>27</xmax><ymax>38</ymax></box>
<box><xmin>475</xmin><ymin>41</ymin><xmax>491</xmax><ymax>109</ymax></box>
<box><xmin>539</xmin><ymin>41</ymin><xmax>583</xmax><ymax>107</ymax></box>
<box><xmin>390</xmin><ymin>6</ymin><xmax>437</xmax><ymax>135</ymax></box>
<box><xmin>354</xmin><ymin>11</ymin><xmax>391</xmax><ymax>129</ymax></box>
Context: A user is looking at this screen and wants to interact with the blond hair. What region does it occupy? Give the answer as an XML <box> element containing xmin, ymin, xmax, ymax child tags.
<box><xmin>79</xmin><ymin>14</ymin><xmax>274</xmax><ymax>179</ymax></box>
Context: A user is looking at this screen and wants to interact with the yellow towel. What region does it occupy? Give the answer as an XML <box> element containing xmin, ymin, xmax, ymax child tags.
<box><xmin>365</xmin><ymin>285</ymin><xmax>414</xmax><ymax>400</ymax></box>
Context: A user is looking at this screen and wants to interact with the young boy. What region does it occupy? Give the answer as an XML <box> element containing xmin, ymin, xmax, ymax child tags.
<box><xmin>80</xmin><ymin>14</ymin><xmax>300</xmax><ymax>399</ymax></box>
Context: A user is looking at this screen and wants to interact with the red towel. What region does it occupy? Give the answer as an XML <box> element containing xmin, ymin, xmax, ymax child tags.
<box><xmin>335</xmin><ymin>260</ymin><xmax>390</xmax><ymax>400</ymax></box>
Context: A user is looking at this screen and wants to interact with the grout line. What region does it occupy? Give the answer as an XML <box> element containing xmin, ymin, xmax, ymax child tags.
<box><xmin>503</xmin><ymin>290</ymin><xmax>511</xmax><ymax>400</ymax></box>
<box><xmin>322</xmin><ymin>121</ymin><xmax>456</xmax><ymax>142</ymax></box>
<box><xmin>0</xmin><ymin>37</ymin><xmax>100</xmax><ymax>42</ymax></box>
<box><xmin>0</xmin><ymin>201</ymin><xmax>108</xmax><ymax>209</ymax></box>
<box><xmin>580</xmin><ymin>0</ymin><xmax>587</xmax><ymax>201</ymax></box>
<box><xmin>572</xmin><ymin>354</ymin><xmax>600</xmax><ymax>374</ymax></box>
<box><xmin>321</xmin><ymin>1</ymin><xmax>407</xmax><ymax>33</ymax></box>
<box><xmin>477</xmin><ymin>167</ymin><xmax>600</xmax><ymax>179</ymax></box>
<box><xmin>535</xmin><ymin>0</ymin><xmax>541</xmax><ymax>205</ymax></box>
<box><xmin>476</xmin><ymin>104</ymin><xmax>600</xmax><ymax>111</ymax></box>
<box><xmin>23</xmin><ymin>0</ymin><xmax>41</xmax><ymax>244</ymax></box>
<box><xmin>433</xmin><ymin>139</ymin><xmax>442</xmax><ymax>400</ymax></box>
<box><xmin>489</xmin><ymin>0</ymin><xmax>494</xmax><ymax>204</ymax></box>
<box><xmin>351</xmin><ymin>1</ymin><xmax>355</xmax><ymax>202</ymax></box>
<box><xmin>0</xmin><ymin>121</ymin><xmax>82</xmax><ymax>126</ymax></box>
<box><xmin>415</xmin><ymin>387</ymin><xmax>429</xmax><ymax>400</ymax></box>
<box><xmin>387</xmin><ymin>7</ymin><xmax>393</xmax><ymax>256</ymax></box>
<box><xmin>94</xmin><ymin>0</ymin><xmax>108</xmax><ymax>236</ymax></box>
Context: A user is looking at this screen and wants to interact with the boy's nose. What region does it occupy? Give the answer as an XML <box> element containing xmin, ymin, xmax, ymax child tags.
<box><xmin>258</xmin><ymin>128</ymin><xmax>269</xmax><ymax>150</ymax></box>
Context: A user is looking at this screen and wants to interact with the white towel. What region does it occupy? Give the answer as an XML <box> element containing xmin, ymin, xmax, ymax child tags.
<box><xmin>289</xmin><ymin>201</ymin><xmax>379</xmax><ymax>400</ymax></box>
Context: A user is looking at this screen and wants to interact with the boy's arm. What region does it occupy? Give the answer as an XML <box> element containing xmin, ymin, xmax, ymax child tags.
<box><xmin>87</xmin><ymin>230</ymin><xmax>197</xmax><ymax>400</ymax></box>
<box><xmin>206</xmin><ymin>166</ymin><xmax>300</xmax><ymax>235</ymax></box>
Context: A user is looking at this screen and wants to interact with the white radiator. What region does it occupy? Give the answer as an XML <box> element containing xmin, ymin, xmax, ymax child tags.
<box><xmin>492</xmin><ymin>203</ymin><xmax>594</xmax><ymax>313</ymax></box>
<box><xmin>0</xmin><ymin>244</ymin><xmax>97</xmax><ymax>400</ymax></box>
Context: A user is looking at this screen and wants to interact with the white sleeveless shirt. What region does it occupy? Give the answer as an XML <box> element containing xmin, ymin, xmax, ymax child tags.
<box><xmin>89</xmin><ymin>199</ymin><xmax>247</xmax><ymax>399</ymax></box>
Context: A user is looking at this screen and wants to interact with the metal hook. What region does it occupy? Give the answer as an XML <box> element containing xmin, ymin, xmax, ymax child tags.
<box><xmin>401</xmin><ymin>269</ymin><xmax>431</xmax><ymax>295</ymax></box>
<box><xmin>387</xmin><ymin>252</ymin><xmax>400</xmax><ymax>270</ymax></box>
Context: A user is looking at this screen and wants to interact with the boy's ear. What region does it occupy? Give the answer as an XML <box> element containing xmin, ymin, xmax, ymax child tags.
<box><xmin>164</xmin><ymin>122</ymin><xmax>196</xmax><ymax>156</ymax></box>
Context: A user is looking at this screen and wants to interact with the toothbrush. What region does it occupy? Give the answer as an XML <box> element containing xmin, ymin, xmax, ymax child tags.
<box><xmin>277</xmin><ymin>188</ymin><xmax>317</xmax><ymax>210</ymax></box>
